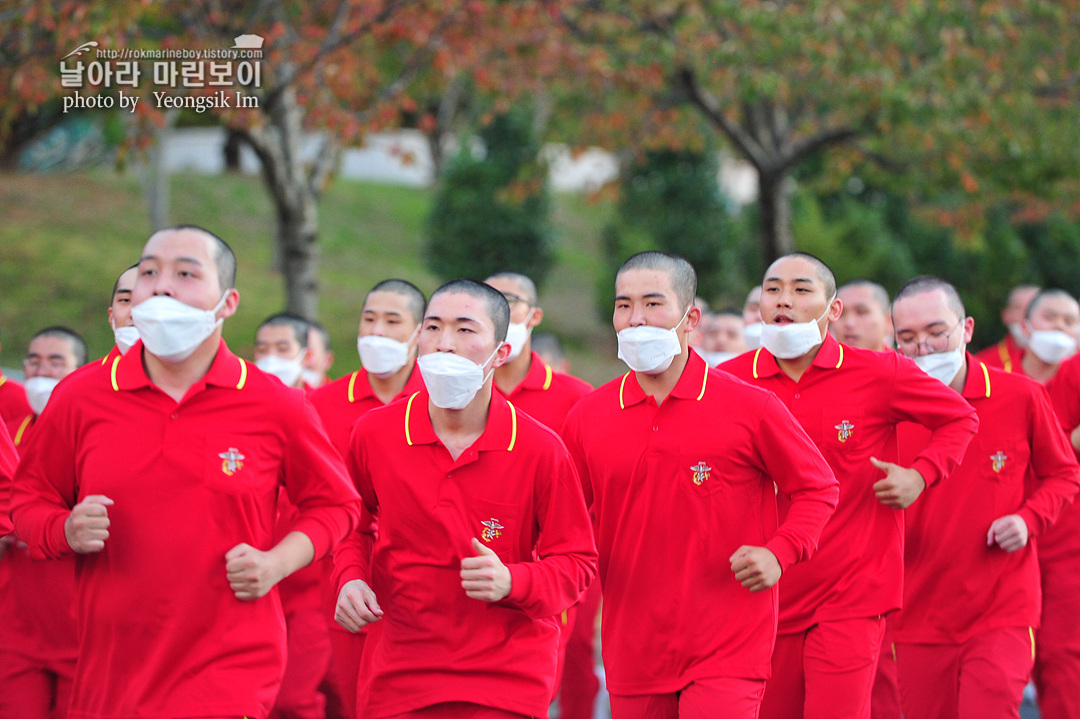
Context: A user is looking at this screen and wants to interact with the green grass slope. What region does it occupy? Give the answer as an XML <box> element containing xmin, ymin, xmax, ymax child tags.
<box><xmin>0</xmin><ymin>170</ymin><xmax>626</xmax><ymax>386</ymax></box>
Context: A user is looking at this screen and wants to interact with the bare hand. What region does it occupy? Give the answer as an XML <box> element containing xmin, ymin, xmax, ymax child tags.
<box><xmin>460</xmin><ymin>537</ymin><xmax>512</xmax><ymax>602</ymax></box>
<box><xmin>225</xmin><ymin>543</ymin><xmax>285</xmax><ymax>601</ymax></box>
<box><xmin>870</xmin><ymin>457</ymin><xmax>926</xmax><ymax>509</ymax></box>
<box><xmin>729</xmin><ymin>545</ymin><xmax>781</xmax><ymax>592</ymax></box>
<box><xmin>64</xmin><ymin>495</ymin><xmax>114</xmax><ymax>553</ymax></box>
<box><xmin>335</xmin><ymin>579</ymin><xmax>383</xmax><ymax>632</ymax></box>
<box><xmin>987</xmin><ymin>515</ymin><xmax>1029</xmax><ymax>553</ymax></box>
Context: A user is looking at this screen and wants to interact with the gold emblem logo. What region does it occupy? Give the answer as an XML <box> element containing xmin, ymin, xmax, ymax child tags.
<box><xmin>481</xmin><ymin>518</ymin><xmax>504</xmax><ymax>542</ymax></box>
<box><xmin>991</xmin><ymin>451</ymin><xmax>1007</xmax><ymax>473</ymax></box>
<box><xmin>835</xmin><ymin>420</ymin><xmax>855</xmax><ymax>442</ymax></box>
<box><xmin>690</xmin><ymin>461</ymin><xmax>712</xmax><ymax>486</ymax></box>
<box><xmin>218</xmin><ymin>447</ymin><xmax>245</xmax><ymax>476</ymax></box>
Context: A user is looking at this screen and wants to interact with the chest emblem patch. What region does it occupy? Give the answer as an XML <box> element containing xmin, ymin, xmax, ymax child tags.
<box><xmin>835</xmin><ymin>420</ymin><xmax>855</xmax><ymax>442</ymax></box>
<box><xmin>218</xmin><ymin>447</ymin><xmax>246</xmax><ymax>476</ymax></box>
<box><xmin>991</xmin><ymin>451</ymin><xmax>1007</xmax><ymax>473</ymax></box>
<box><xmin>691</xmin><ymin>461</ymin><xmax>712</xmax><ymax>486</ymax></box>
<box><xmin>481</xmin><ymin>518</ymin><xmax>504</xmax><ymax>542</ymax></box>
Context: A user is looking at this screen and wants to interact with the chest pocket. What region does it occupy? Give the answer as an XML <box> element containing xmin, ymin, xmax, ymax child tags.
<box><xmin>203</xmin><ymin>434</ymin><xmax>277</xmax><ymax>496</ymax></box>
<box><xmin>468</xmin><ymin>498</ymin><xmax>527</xmax><ymax>564</ymax></box>
<box><xmin>818</xmin><ymin>410</ymin><xmax>864</xmax><ymax>447</ymax></box>
<box><xmin>970</xmin><ymin>435</ymin><xmax>1029</xmax><ymax>486</ymax></box>
<box><xmin>674</xmin><ymin>448</ymin><xmax>762</xmax><ymax>501</ymax></box>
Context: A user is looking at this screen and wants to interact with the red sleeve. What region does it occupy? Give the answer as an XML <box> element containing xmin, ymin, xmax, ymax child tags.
<box><xmin>500</xmin><ymin>437</ymin><xmax>598</xmax><ymax>619</ymax></box>
<box><xmin>1018</xmin><ymin>383</ymin><xmax>1080</xmax><ymax>537</ymax></box>
<box><xmin>752</xmin><ymin>394</ymin><xmax>840</xmax><ymax>571</ymax></box>
<box><xmin>560</xmin><ymin>407</ymin><xmax>594</xmax><ymax>520</ymax></box>
<box><xmin>889</xmin><ymin>355</ymin><xmax>980</xmax><ymax>486</ymax></box>
<box><xmin>10</xmin><ymin>410</ymin><xmax>78</xmax><ymax>559</ymax></box>
<box><xmin>332</xmin><ymin>418</ymin><xmax>379</xmax><ymax>593</ymax></box>
<box><xmin>1047</xmin><ymin>357</ymin><xmax>1080</xmax><ymax>435</ymax></box>
<box><xmin>0</xmin><ymin>414</ymin><xmax>18</xmax><ymax>536</ymax></box>
<box><xmin>282</xmin><ymin>396</ymin><xmax>362</xmax><ymax>561</ymax></box>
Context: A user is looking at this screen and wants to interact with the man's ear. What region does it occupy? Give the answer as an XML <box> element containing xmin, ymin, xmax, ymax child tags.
<box><xmin>827</xmin><ymin>297</ymin><xmax>843</xmax><ymax>323</ymax></box>
<box><xmin>219</xmin><ymin>288</ymin><xmax>241</xmax><ymax>319</ymax></box>
<box><xmin>492</xmin><ymin>339</ymin><xmax>513</xmax><ymax>369</ymax></box>
<box><xmin>685</xmin><ymin>306</ymin><xmax>702</xmax><ymax>334</ymax></box>
<box><xmin>962</xmin><ymin>316</ymin><xmax>976</xmax><ymax>345</ymax></box>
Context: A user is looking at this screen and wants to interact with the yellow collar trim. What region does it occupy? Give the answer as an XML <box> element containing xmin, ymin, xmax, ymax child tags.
<box><xmin>110</xmin><ymin>355</ymin><xmax>122</xmax><ymax>391</ymax></box>
<box><xmin>236</xmin><ymin>358</ymin><xmax>247</xmax><ymax>390</ymax></box>
<box><xmin>618</xmin><ymin>372</ymin><xmax>631</xmax><ymax>409</ymax></box>
<box><xmin>507</xmin><ymin>401</ymin><xmax>518</xmax><ymax>451</ymax></box>
<box><xmin>13</xmin><ymin>415</ymin><xmax>32</xmax><ymax>446</ymax></box>
<box><xmin>404</xmin><ymin>391</ymin><xmax>420</xmax><ymax>446</ymax></box>
<box><xmin>348</xmin><ymin>371</ymin><xmax>359</xmax><ymax>403</ymax></box>
<box><xmin>752</xmin><ymin>347</ymin><xmax>764</xmax><ymax>379</ymax></box>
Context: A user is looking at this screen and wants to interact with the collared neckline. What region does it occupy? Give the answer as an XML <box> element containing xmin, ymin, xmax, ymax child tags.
<box><xmin>349</xmin><ymin>363</ymin><xmax>422</xmax><ymax>404</ymax></box>
<box><xmin>110</xmin><ymin>338</ymin><xmax>247</xmax><ymax>392</ymax></box>
<box><xmin>404</xmin><ymin>387</ymin><xmax>518</xmax><ymax>453</ymax></box>
<box><xmin>99</xmin><ymin>345</ymin><xmax>122</xmax><ymax>366</ymax></box>
<box><xmin>618</xmin><ymin>349</ymin><xmax>709</xmax><ymax>409</ymax></box>
<box><xmin>517</xmin><ymin>351</ymin><xmax>554</xmax><ymax>392</ymax></box>
<box><xmin>960</xmin><ymin>352</ymin><xmax>992</xmax><ymax>400</ymax></box>
<box><xmin>751</xmin><ymin>332</ymin><xmax>844</xmax><ymax>379</ymax></box>
<box><xmin>347</xmin><ymin>368</ymin><xmax>376</xmax><ymax>403</ymax></box>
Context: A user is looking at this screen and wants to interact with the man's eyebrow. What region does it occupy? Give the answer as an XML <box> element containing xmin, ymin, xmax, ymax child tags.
<box><xmin>139</xmin><ymin>254</ymin><xmax>205</xmax><ymax>266</ymax></box>
<box><xmin>615</xmin><ymin>292</ymin><xmax>668</xmax><ymax>301</ymax></box>
<box><xmin>764</xmin><ymin>275</ymin><xmax>815</xmax><ymax>284</ymax></box>
<box><xmin>895</xmin><ymin>319</ymin><xmax>950</xmax><ymax>333</ymax></box>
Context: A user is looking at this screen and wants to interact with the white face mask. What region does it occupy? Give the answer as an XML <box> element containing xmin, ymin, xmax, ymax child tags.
<box><xmin>418</xmin><ymin>346</ymin><xmax>500</xmax><ymax>410</ymax></box>
<box><xmin>112</xmin><ymin>325</ymin><xmax>140</xmax><ymax>355</ymax></box>
<box><xmin>1008</xmin><ymin>322</ymin><xmax>1028</xmax><ymax>348</ymax></box>
<box><xmin>761</xmin><ymin>298</ymin><xmax>834</xmax><ymax>359</ymax></box>
<box><xmin>256</xmin><ymin>352</ymin><xmax>304</xmax><ymax>387</ymax></box>
<box><xmin>700</xmin><ymin>350</ymin><xmax>737</xmax><ymax>368</ymax></box>
<box><xmin>301</xmin><ymin>368</ymin><xmax>323</xmax><ymax>387</ymax></box>
<box><xmin>913</xmin><ymin>345</ymin><xmax>966</xmax><ymax>385</ymax></box>
<box><xmin>617</xmin><ymin>306</ymin><xmax>691</xmax><ymax>375</ymax></box>
<box><xmin>743</xmin><ymin>322</ymin><xmax>763</xmax><ymax>350</ymax></box>
<box><xmin>25</xmin><ymin>376</ymin><xmax>60</xmax><ymax>416</ymax></box>
<box><xmin>504</xmin><ymin>309</ymin><xmax>536</xmax><ymax>360</ymax></box>
<box><xmin>1027</xmin><ymin>329</ymin><xmax>1077</xmax><ymax>365</ymax></box>
<box><xmin>131</xmin><ymin>293</ymin><xmax>228</xmax><ymax>362</ymax></box>
<box><xmin>358</xmin><ymin>326</ymin><xmax>418</xmax><ymax>376</ymax></box>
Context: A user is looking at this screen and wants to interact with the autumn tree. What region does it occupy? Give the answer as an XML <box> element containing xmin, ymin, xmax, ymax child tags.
<box><xmin>557</xmin><ymin>0</ymin><xmax>1080</xmax><ymax>264</ymax></box>
<box><xmin>1</xmin><ymin>0</ymin><xmax>572</xmax><ymax>319</ymax></box>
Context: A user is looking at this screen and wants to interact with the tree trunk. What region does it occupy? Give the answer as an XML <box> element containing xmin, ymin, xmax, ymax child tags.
<box><xmin>758</xmin><ymin>169</ymin><xmax>795</xmax><ymax>264</ymax></box>
<box><xmin>223</xmin><ymin>128</ymin><xmax>243</xmax><ymax>173</ymax></box>
<box><xmin>243</xmin><ymin>80</ymin><xmax>322</xmax><ymax>320</ymax></box>
<box><xmin>279</xmin><ymin>197</ymin><xmax>320</xmax><ymax>320</ymax></box>
<box><xmin>143</xmin><ymin>109</ymin><xmax>178</xmax><ymax>232</ymax></box>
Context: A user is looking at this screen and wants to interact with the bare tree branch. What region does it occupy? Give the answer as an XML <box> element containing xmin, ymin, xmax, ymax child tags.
<box><xmin>678</xmin><ymin>66</ymin><xmax>769</xmax><ymax>170</ymax></box>
<box><xmin>264</xmin><ymin>0</ymin><xmax>422</xmax><ymax>110</ymax></box>
<box><xmin>308</xmin><ymin>134</ymin><xmax>339</xmax><ymax>199</ymax></box>
<box><xmin>785</xmin><ymin>124</ymin><xmax>865</xmax><ymax>169</ymax></box>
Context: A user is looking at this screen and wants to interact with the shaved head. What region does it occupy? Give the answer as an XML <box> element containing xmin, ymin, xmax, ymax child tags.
<box><xmin>767</xmin><ymin>252</ymin><xmax>836</xmax><ymax>300</ymax></box>
<box><xmin>893</xmin><ymin>275</ymin><xmax>966</xmax><ymax>319</ymax></box>
<box><xmin>618</xmin><ymin>251</ymin><xmax>697</xmax><ymax>310</ymax></box>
